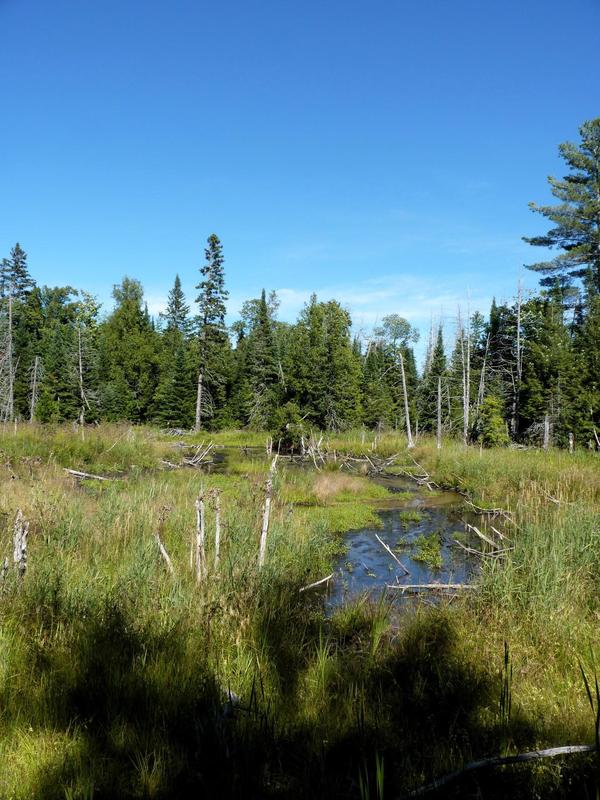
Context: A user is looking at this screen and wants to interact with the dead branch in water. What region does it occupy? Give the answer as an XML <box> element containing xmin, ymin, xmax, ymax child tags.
<box><xmin>406</xmin><ymin>744</ymin><xmax>597</xmax><ymax>797</ymax></box>
<box><xmin>299</xmin><ymin>573</ymin><xmax>334</xmax><ymax>593</ymax></box>
<box><xmin>375</xmin><ymin>534</ymin><xmax>410</xmax><ymax>575</ymax></box>
<box><xmin>386</xmin><ymin>583</ymin><xmax>474</xmax><ymax>593</ymax></box>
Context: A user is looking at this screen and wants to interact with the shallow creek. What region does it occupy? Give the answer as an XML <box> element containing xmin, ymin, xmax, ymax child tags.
<box><xmin>210</xmin><ymin>447</ymin><xmax>481</xmax><ymax>610</ymax></box>
<box><xmin>325</xmin><ymin>472</ymin><xmax>480</xmax><ymax>610</ymax></box>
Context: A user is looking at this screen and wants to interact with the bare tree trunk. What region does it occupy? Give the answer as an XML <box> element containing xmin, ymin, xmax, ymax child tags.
<box><xmin>568</xmin><ymin>432</ymin><xmax>574</xmax><ymax>453</ymax></box>
<box><xmin>511</xmin><ymin>280</ymin><xmax>523</xmax><ymax>436</ymax></box>
<box><xmin>399</xmin><ymin>350</ymin><xmax>414</xmax><ymax>449</ymax></box>
<box><xmin>436</xmin><ymin>376</ymin><xmax>442</xmax><ymax>450</ymax></box>
<box><xmin>543</xmin><ymin>414</ymin><xmax>550</xmax><ymax>450</ymax></box>
<box><xmin>195</xmin><ymin>489</ymin><xmax>206</xmax><ymax>582</ymax></box>
<box><xmin>258</xmin><ymin>456</ymin><xmax>278</xmax><ymax>568</ymax></box>
<box><xmin>458</xmin><ymin>308</ymin><xmax>470</xmax><ymax>445</ymax></box>
<box><xmin>212</xmin><ymin>488</ymin><xmax>221</xmax><ymax>570</ymax></box>
<box><xmin>6</xmin><ymin>294</ymin><xmax>14</xmax><ymax>423</ymax></box>
<box><xmin>476</xmin><ymin>334</ymin><xmax>490</xmax><ymax>414</ymax></box>
<box><xmin>77</xmin><ymin>326</ymin><xmax>86</xmax><ymax>433</ymax></box>
<box><xmin>29</xmin><ymin>355</ymin><xmax>40</xmax><ymax>423</ymax></box>
<box><xmin>13</xmin><ymin>509</ymin><xmax>28</xmax><ymax>578</ymax></box>
<box><xmin>194</xmin><ymin>371</ymin><xmax>203</xmax><ymax>432</ymax></box>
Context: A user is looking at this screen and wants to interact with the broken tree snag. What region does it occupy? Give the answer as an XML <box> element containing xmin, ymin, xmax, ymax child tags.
<box><xmin>195</xmin><ymin>488</ymin><xmax>207</xmax><ymax>582</ymax></box>
<box><xmin>154</xmin><ymin>506</ymin><xmax>174</xmax><ymax>575</ymax></box>
<box><xmin>210</xmin><ymin>488</ymin><xmax>222</xmax><ymax>570</ymax></box>
<box><xmin>408</xmin><ymin>744</ymin><xmax>597</xmax><ymax>797</ymax></box>
<box><xmin>13</xmin><ymin>509</ymin><xmax>29</xmax><ymax>578</ymax></box>
<box><xmin>258</xmin><ymin>456</ymin><xmax>278</xmax><ymax>569</ymax></box>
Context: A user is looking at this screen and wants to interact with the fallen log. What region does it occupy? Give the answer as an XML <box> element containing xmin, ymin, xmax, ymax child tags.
<box><xmin>386</xmin><ymin>583</ymin><xmax>474</xmax><ymax>592</ymax></box>
<box><xmin>406</xmin><ymin>744</ymin><xmax>596</xmax><ymax>797</ymax></box>
<box><xmin>64</xmin><ymin>468</ymin><xmax>120</xmax><ymax>482</ymax></box>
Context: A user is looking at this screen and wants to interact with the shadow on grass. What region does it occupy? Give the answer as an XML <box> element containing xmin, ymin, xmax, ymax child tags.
<box><xmin>4</xmin><ymin>584</ymin><xmax>599</xmax><ymax>799</ymax></box>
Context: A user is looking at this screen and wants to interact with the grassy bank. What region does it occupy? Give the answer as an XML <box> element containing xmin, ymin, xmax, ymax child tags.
<box><xmin>0</xmin><ymin>424</ymin><xmax>599</xmax><ymax>797</ymax></box>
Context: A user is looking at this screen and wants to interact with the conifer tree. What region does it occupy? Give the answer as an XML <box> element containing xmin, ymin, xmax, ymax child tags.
<box><xmin>194</xmin><ymin>235</ymin><xmax>230</xmax><ymax>430</ymax></box>
<box><xmin>417</xmin><ymin>325</ymin><xmax>446</xmax><ymax>431</ymax></box>
<box><xmin>524</xmin><ymin>118</ymin><xmax>600</xmax><ymax>290</ymax></box>
<box><xmin>98</xmin><ymin>278</ymin><xmax>159</xmax><ymax>421</ymax></box>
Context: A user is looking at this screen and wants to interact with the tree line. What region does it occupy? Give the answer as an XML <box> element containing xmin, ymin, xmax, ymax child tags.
<box><xmin>1</xmin><ymin>118</ymin><xmax>599</xmax><ymax>448</ymax></box>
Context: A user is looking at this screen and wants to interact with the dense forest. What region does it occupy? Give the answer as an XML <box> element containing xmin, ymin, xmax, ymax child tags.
<box><xmin>1</xmin><ymin>118</ymin><xmax>599</xmax><ymax>448</ymax></box>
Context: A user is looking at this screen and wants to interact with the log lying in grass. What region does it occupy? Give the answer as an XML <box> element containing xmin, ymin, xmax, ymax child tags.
<box><xmin>64</xmin><ymin>468</ymin><xmax>120</xmax><ymax>482</ymax></box>
<box><xmin>406</xmin><ymin>744</ymin><xmax>597</xmax><ymax>797</ymax></box>
<box><xmin>299</xmin><ymin>573</ymin><xmax>333</xmax><ymax>593</ymax></box>
<box><xmin>386</xmin><ymin>583</ymin><xmax>475</xmax><ymax>593</ymax></box>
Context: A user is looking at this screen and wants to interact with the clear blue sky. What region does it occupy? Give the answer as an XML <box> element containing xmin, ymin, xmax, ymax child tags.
<box><xmin>1</xmin><ymin>0</ymin><xmax>599</xmax><ymax>358</ymax></box>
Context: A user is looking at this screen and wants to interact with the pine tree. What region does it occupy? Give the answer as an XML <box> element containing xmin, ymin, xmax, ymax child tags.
<box><xmin>524</xmin><ymin>118</ymin><xmax>600</xmax><ymax>290</ymax></box>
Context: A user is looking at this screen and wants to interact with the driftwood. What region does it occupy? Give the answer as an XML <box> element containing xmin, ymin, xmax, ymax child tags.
<box><xmin>64</xmin><ymin>468</ymin><xmax>120</xmax><ymax>482</ymax></box>
<box><xmin>258</xmin><ymin>456</ymin><xmax>278</xmax><ymax>568</ymax></box>
<box><xmin>407</xmin><ymin>744</ymin><xmax>597</xmax><ymax>797</ymax></box>
<box><xmin>375</xmin><ymin>534</ymin><xmax>410</xmax><ymax>575</ymax></box>
<box><xmin>299</xmin><ymin>573</ymin><xmax>334</xmax><ymax>593</ymax></box>
<box><xmin>386</xmin><ymin>583</ymin><xmax>474</xmax><ymax>593</ymax></box>
<box><xmin>183</xmin><ymin>441</ymin><xmax>215</xmax><ymax>467</ymax></box>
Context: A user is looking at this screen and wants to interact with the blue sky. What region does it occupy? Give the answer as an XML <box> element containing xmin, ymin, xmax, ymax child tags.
<box><xmin>1</xmin><ymin>0</ymin><xmax>599</xmax><ymax>360</ymax></box>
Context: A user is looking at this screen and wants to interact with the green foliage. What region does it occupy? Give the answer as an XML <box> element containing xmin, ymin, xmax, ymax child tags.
<box><xmin>477</xmin><ymin>395</ymin><xmax>510</xmax><ymax>447</ymax></box>
<box><xmin>524</xmin><ymin>117</ymin><xmax>600</xmax><ymax>290</ymax></box>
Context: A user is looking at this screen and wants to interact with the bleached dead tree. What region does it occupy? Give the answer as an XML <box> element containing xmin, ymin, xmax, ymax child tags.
<box><xmin>0</xmin><ymin>294</ymin><xmax>15</xmax><ymax>423</ymax></box>
<box><xmin>195</xmin><ymin>487</ymin><xmax>207</xmax><ymax>582</ymax></box>
<box><xmin>28</xmin><ymin>355</ymin><xmax>42</xmax><ymax>423</ymax></box>
<box><xmin>399</xmin><ymin>350</ymin><xmax>415</xmax><ymax>448</ymax></box>
<box><xmin>13</xmin><ymin>509</ymin><xmax>29</xmax><ymax>578</ymax></box>
<box><xmin>457</xmin><ymin>306</ymin><xmax>471</xmax><ymax>445</ymax></box>
<box><xmin>195</xmin><ymin>370</ymin><xmax>203</xmax><ymax>432</ymax></box>
<box><xmin>436</xmin><ymin>376</ymin><xmax>442</xmax><ymax>450</ymax></box>
<box><xmin>210</xmin><ymin>488</ymin><xmax>222</xmax><ymax>570</ymax></box>
<box><xmin>258</xmin><ymin>456</ymin><xmax>278</xmax><ymax>569</ymax></box>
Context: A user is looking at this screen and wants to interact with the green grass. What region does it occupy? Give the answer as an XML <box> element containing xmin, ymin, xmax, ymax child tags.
<box><xmin>412</xmin><ymin>532</ymin><xmax>443</xmax><ymax>569</ymax></box>
<box><xmin>0</xmin><ymin>424</ymin><xmax>599</xmax><ymax>797</ymax></box>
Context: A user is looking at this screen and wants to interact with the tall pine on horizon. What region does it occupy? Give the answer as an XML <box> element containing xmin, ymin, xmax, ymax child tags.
<box><xmin>194</xmin><ymin>234</ymin><xmax>230</xmax><ymax>430</ymax></box>
<box><xmin>524</xmin><ymin>118</ymin><xmax>600</xmax><ymax>290</ymax></box>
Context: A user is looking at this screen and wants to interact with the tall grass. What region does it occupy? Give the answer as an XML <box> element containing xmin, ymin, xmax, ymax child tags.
<box><xmin>0</xmin><ymin>424</ymin><xmax>599</xmax><ymax>797</ymax></box>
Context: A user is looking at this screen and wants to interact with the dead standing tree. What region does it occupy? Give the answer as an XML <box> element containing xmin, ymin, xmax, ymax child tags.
<box><xmin>374</xmin><ymin>314</ymin><xmax>419</xmax><ymax>450</ymax></box>
<box><xmin>258</xmin><ymin>456</ymin><xmax>278</xmax><ymax>569</ymax></box>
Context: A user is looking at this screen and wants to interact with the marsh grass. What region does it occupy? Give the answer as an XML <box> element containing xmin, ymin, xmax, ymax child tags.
<box><xmin>0</xmin><ymin>425</ymin><xmax>599</xmax><ymax>797</ymax></box>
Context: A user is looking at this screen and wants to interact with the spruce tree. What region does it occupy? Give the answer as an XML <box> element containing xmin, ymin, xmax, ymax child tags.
<box><xmin>194</xmin><ymin>235</ymin><xmax>230</xmax><ymax>429</ymax></box>
<box><xmin>417</xmin><ymin>325</ymin><xmax>446</xmax><ymax>431</ymax></box>
<box><xmin>0</xmin><ymin>243</ymin><xmax>35</xmax><ymax>300</ymax></box>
